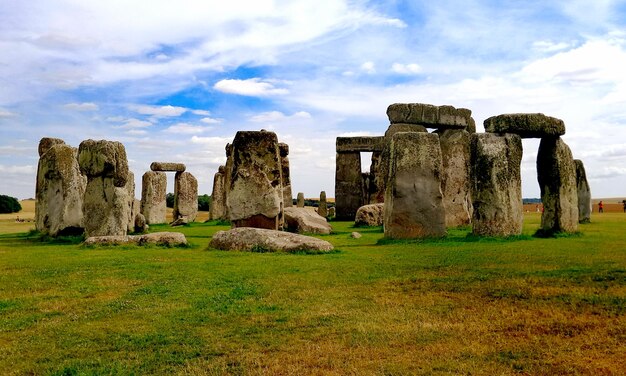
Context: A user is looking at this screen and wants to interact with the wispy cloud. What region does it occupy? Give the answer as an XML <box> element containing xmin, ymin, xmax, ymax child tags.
<box><xmin>63</xmin><ymin>102</ymin><xmax>99</xmax><ymax>111</ymax></box>
<box><xmin>391</xmin><ymin>63</ymin><xmax>422</xmax><ymax>75</ymax></box>
<box><xmin>250</xmin><ymin>111</ymin><xmax>311</xmax><ymax>123</ymax></box>
<box><xmin>129</xmin><ymin>104</ymin><xmax>187</xmax><ymax>117</ymax></box>
<box><xmin>164</xmin><ymin>122</ymin><xmax>212</xmax><ymax>134</ymax></box>
<box><xmin>214</xmin><ymin>78</ymin><xmax>289</xmax><ymax>96</ymax></box>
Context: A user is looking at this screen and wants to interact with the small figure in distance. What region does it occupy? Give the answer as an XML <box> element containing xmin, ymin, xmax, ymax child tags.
<box><xmin>622</xmin><ymin>199</ymin><xmax>626</xmax><ymax>213</ymax></box>
<box><xmin>598</xmin><ymin>200</ymin><xmax>604</xmax><ymax>213</ymax></box>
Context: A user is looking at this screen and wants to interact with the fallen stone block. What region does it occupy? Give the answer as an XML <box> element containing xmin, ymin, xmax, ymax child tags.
<box><xmin>209</xmin><ymin>227</ymin><xmax>334</xmax><ymax>253</ymax></box>
<box><xmin>284</xmin><ymin>207</ymin><xmax>332</xmax><ymax>235</ymax></box>
<box><xmin>84</xmin><ymin>232</ymin><xmax>188</xmax><ymax>247</ymax></box>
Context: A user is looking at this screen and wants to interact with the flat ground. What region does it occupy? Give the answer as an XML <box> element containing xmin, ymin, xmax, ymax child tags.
<box><xmin>0</xmin><ymin>205</ymin><xmax>624</xmax><ymax>375</ymax></box>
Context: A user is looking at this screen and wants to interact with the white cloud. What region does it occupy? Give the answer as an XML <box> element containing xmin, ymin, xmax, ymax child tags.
<box><xmin>164</xmin><ymin>122</ymin><xmax>211</xmax><ymax>134</ymax></box>
<box><xmin>200</xmin><ymin>117</ymin><xmax>222</xmax><ymax>124</ymax></box>
<box><xmin>129</xmin><ymin>104</ymin><xmax>188</xmax><ymax>117</ymax></box>
<box><xmin>214</xmin><ymin>78</ymin><xmax>289</xmax><ymax>96</ymax></box>
<box><xmin>63</xmin><ymin>102</ymin><xmax>99</xmax><ymax>111</ymax></box>
<box><xmin>361</xmin><ymin>61</ymin><xmax>376</xmax><ymax>74</ymax></box>
<box><xmin>250</xmin><ymin>111</ymin><xmax>311</xmax><ymax>122</ymax></box>
<box><xmin>532</xmin><ymin>40</ymin><xmax>575</xmax><ymax>53</ymax></box>
<box><xmin>391</xmin><ymin>63</ymin><xmax>422</xmax><ymax>75</ymax></box>
<box><xmin>191</xmin><ymin>109</ymin><xmax>212</xmax><ymax>116</ymax></box>
<box><xmin>190</xmin><ymin>135</ymin><xmax>232</xmax><ymax>147</ymax></box>
<box><xmin>116</xmin><ymin>118</ymin><xmax>154</xmax><ymax>129</ymax></box>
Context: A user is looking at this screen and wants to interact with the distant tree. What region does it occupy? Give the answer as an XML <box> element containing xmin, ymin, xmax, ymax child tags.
<box><xmin>198</xmin><ymin>194</ymin><xmax>211</xmax><ymax>211</ymax></box>
<box><xmin>0</xmin><ymin>195</ymin><xmax>22</xmax><ymax>214</ymax></box>
<box><xmin>166</xmin><ymin>193</ymin><xmax>175</xmax><ymax>208</ymax></box>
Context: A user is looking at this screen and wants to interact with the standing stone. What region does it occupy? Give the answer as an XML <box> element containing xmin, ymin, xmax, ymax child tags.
<box><xmin>470</xmin><ymin>133</ymin><xmax>523</xmax><ymax>237</ymax></box>
<box><xmin>318</xmin><ymin>191</ymin><xmax>328</xmax><ymax>217</ymax></box>
<box><xmin>124</xmin><ymin>171</ymin><xmax>136</xmax><ymax>233</ymax></box>
<box><xmin>384</xmin><ymin>132</ymin><xmax>446</xmax><ymax>239</ymax></box>
<box><xmin>209</xmin><ymin>166</ymin><xmax>227</xmax><ymax>220</ymax></box>
<box><xmin>173</xmin><ymin>171</ymin><xmax>198</xmax><ymax>223</ymax></box>
<box><xmin>296</xmin><ymin>192</ymin><xmax>305</xmax><ymax>208</ymax></box>
<box><xmin>537</xmin><ymin>137</ymin><xmax>578</xmax><ymax>234</ymax></box>
<box><xmin>78</xmin><ymin>139</ymin><xmax>131</xmax><ymax>237</ymax></box>
<box><xmin>140</xmin><ymin>171</ymin><xmax>167</xmax><ymax>224</ymax></box>
<box><xmin>437</xmin><ymin>129</ymin><xmax>472</xmax><ymax>227</ymax></box>
<box><xmin>279</xmin><ymin>143</ymin><xmax>293</xmax><ymax>208</ymax></box>
<box><xmin>575</xmin><ymin>159</ymin><xmax>592</xmax><ymax>224</ymax></box>
<box><xmin>368</xmin><ymin>152</ymin><xmax>382</xmax><ymax>203</ymax></box>
<box><xmin>35</xmin><ymin>141</ymin><xmax>86</xmax><ymax>236</ymax></box>
<box><xmin>335</xmin><ymin>152</ymin><xmax>362</xmax><ymax>220</ymax></box>
<box><xmin>223</xmin><ymin>143</ymin><xmax>234</xmax><ymax>220</ymax></box>
<box><xmin>227</xmin><ymin>130</ymin><xmax>283</xmax><ymax>230</ymax></box>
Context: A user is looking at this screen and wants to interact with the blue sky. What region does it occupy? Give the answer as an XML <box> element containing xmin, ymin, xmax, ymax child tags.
<box><xmin>2</xmin><ymin>0</ymin><xmax>626</xmax><ymax>200</ymax></box>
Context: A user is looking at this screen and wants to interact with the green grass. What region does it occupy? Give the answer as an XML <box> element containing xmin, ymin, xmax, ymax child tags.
<box><xmin>0</xmin><ymin>213</ymin><xmax>624</xmax><ymax>375</ymax></box>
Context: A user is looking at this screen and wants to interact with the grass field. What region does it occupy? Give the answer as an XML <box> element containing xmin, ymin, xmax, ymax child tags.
<box><xmin>0</xmin><ymin>208</ymin><xmax>624</xmax><ymax>374</ymax></box>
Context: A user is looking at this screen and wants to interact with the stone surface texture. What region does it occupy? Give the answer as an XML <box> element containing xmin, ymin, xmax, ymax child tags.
<box><xmin>537</xmin><ymin>137</ymin><xmax>579</xmax><ymax>234</ymax></box>
<box><xmin>150</xmin><ymin>162</ymin><xmax>186</xmax><ymax>172</ymax></box>
<box><xmin>575</xmin><ymin>159</ymin><xmax>592</xmax><ymax>224</ymax></box>
<box><xmin>209</xmin><ymin>227</ymin><xmax>334</xmax><ymax>253</ymax></box>
<box><xmin>78</xmin><ymin>139</ymin><xmax>129</xmax><ymax>187</ymax></box>
<box><xmin>318</xmin><ymin>191</ymin><xmax>328</xmax><ymax>217</ymax></box>
<box><xmin>209</xmin><ymin>166</ymin><xmax>227</xmax><ymax>220</ymax></box>
<box><xmin>124</xmin><ymin>172</ymin><xmax>137</xmax><ymax>233</ymax></box>
<box><xmin>484</xmin><ymin>113</ymin><xmax>565</xmax><ymax>138</ymax></box>
<box><xmin>283</xmin><ymin>207</ymin><xmax>332</xmax><ymax>235</ymax></box>
<box><xmin>227</xmin><ymin>131</ymin><xmax>283</xmax><ymax>229</ymax></box>
<box><xmin>173</xmin><ymin>171</ymin><xmax>198</xmax><ymax>223</ymax></box>
<box><xmin>470</xmin><ymin>133</ymin><xmax>523</xmax><ymax>236</ymax></box>
<box><xmin>38</xmin><ymin>137</ymin><xmax>66</xmax><ymax>157</ymax></box>
<box><xmin>35</xmin><ymin>142</ymin><xmax>86</xmax><ymax>236</ymax></box>
<box><xmin>384</xmin><ymin>132</ymin><xmax>446</xmax><ymax>239</ymax></box>
<box><xmin>437</xmin><ymin>129</ymin><xmax>472</xmax><ymax>227</ymax></box>
<box><xmin>84</xmin><ymin>232</ymin><xmax>187</xmax><ymax>246</ymax></box>
<box><xmin>355</xmin><ymin>203</ymin><xmax>385</xmax><ymax>227</ymax></box>
<box><xmin>141</xmin><ymin>171</ymin><xmax>167</xmax><ymax>224</ymax></box>
<box><xmin>387</xmin><ymin>103</ymin><xmax>473</xmax><ymax>130</ymax></box>
<box><xmin>279</xmin><ymin>143</ymin><xmax>293</xmax><ymax>208</ymax></box>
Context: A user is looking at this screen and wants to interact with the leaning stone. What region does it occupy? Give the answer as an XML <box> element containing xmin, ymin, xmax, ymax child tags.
<box><xmin>386</xmin><ymin>103</ymin><xmax>473</xmax><ymax>129</ymax></box>
<box><xmin>84</xmin><ymin>232</ymin><xmax>187</xmax><ymax>247</ymax></box>
<box><xmin>484</xmin><ymin>113</ymin><xmax>565</xmax><ymax>138</ymax></box>
<box><xmin>470</xmin><ymin>133</ymin><xmax>523</xmax><ymax>236</ymax></box>
<box><xmin>284</xmin><ymin>207</ymin><xmax>332</xmax><ymax>235</ymax></box>
<box><xmin>318</xmin><ymin>191</ymin><xmax>328</xmax><ymax>217</ymax></box>
<box><xmin>150</xmin><ymin>162</ymin><xmax>186</xmax><ymax>172</ymax></box>
<box><xmin>38</xmin><ymin>137</ymin><xmax>65</xmax><ymax>157</ymax></box>
<box><xmin>78</xmin><ymin>139</ymin><xmax>129</xmax><ymax>187</ymax></box>
<box><xmin>209</xmin><ymin>227</ymin><xmax>334</xmax><ymax>253</ymax></box>
<box><xmin>574</xmin><ymin>159</ymin><xmax>592</xmax><ymax>223</ymax></box>
<box><xmin>173</xmin><ymin>172</ymin><xmax>198</xmax><ymax>223</ymax></box>
<box><xmin>209</xmin><ymin>166</ymin><xmax>227</xmax><ymax>220</ymax></box>
<box><xmin>437</xmin><ymin>129</ymin><xmax>472</xmax><ymax>227</ymax></box>
<box><xmin>141</xmin><ymin>171</ymin><xmax>167</xmax><ymax>224</ymax></box>
<box><xmin>35</xmin><ymin>143</ymin><xmax>86</xmax><ymax>236</ymax></box>
<box><xmin>384</xmin><ymin>132</ymin><xmax>446</xmax><ymax>239</ymax></box>
<box><xmin>296</xmin><ymin>192</ymin><xmax>305</xmax><ymax>208</ymax></box>
<box><xmin>355</xmin><ymin>203</ymin><xmax>384</xmax><ymax>227</ymax></box>
<box><xmin>537</xmin><ymin>137</ymin><xmax>578</xmax><ymax>234</ymax></box>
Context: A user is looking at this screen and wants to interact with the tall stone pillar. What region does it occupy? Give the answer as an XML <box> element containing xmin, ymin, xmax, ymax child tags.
<box><xmin>296</xmin><ymin>192</ymin><xmax>305</xmax><ymax>208</ymax></box>
<box><xmin>173</xmin><ymin>171</ymin><xmax>198</xmax><ymax>223</ymax></box>
<box><xmin>537</xmin><ymin>137</ymin><xmax>578</xmax><ymax>234</ymax></box>
<box><xmin>209</xmin><ymin>166</ymin><xmax>226</xmax><ymax>220</ymax></box>
<box><xmin>384</xmin><ymin>132</ymin><xmax>446</xmax><ymax>239</ymax></box>
<box><xmin>574</xmin><ymin>159</ymin><xmax>591</xmax><ymax>223</ymax></box>
<box><xmin>140</xmin><ymin>171</ymin><xmax>167</xmax><ymax>224</ymax></box>
<box><xmin>279</xmin><ymin>143</ymin><xmax>293</xmax><ymax>208</ymax></box>
<box><xmin>470</xmin><ymin>133</ymin><xmax>523</xmax><ymax>237</ymax></box>
<box><xmin>437</xmin><ymin>129</ymin><xmax>472</xmax><ymax>227</ymax></box>
<box><xmin>335</xmin><ymin>152</ymin><xmax>362</xmax><ymax>220</ymax></box>
<box><xmin>318</xmin><ymin>191</ymin><xmax>328</xmax><ymax>217</ymax></box>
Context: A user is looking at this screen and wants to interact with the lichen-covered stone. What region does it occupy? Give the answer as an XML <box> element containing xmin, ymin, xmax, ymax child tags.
<box><xmin>209</xmin><ymin>166</ymin><xmax>227</xmax><ymax>220</ymax></box>
<box><xmin>173</xmin><ymin>171</ymin><xmax>198</xmax><ymax>223</ymax></box>
<box><xmin>484</xmin><ymin>113</ymin><xmax>565</xmax><ymax>138</ymax></box>
<box><xmin>318</xmin><ymin>191</ymin><xmax>328</xmax><ymax>217</ymax></box>
<box><xmin>78</xmin><ymin>139</ymin><xmax>129</xmax><ymax>187</ymax></box>
<box><xmin>386</xmin><ymin>103</ymin><xmax>473</xmax><ymax>129</ymax></box>
<box><xmin>355</xmin><ymin>203</ymin><xmax>384</xmax><ymax>227</ymax></box>
<box><xmin>437</xmin><ymin>129</ymin><xmax>472</xmax><ymax>227</ymax></box>
<box><xmin>82</xmin><ymin>176</ymin><xmax>131</xmax><ymax>237</ymax></box>
<box><xmin>384</xmin><ymin>132</ymin><xmax>446</xmax><ymax>239</ymax></box>
<box><xmin>279</xmin><ymin>143</ymin><xmax>293</xmax><ymax>208</ymax></box>
<box><xmin>575</xmin><ymin>159</ymin><xmax>592</xmax><ymax>224</ymax></box>
<box><xmin>227</xmin><ymin>130</ymin><xmax>283</xmax><ymax>229</ymax></box>
<box><xmin>209</xmin><ymin>227</ymin><xmax>334</xmax><ymax>253</ymax></box>
<box><xmin>470</xmin><ymin>133</ymin><xmax>523</xmax><ymax>237</ymax></box>
<box><xmin>283</xmin><ymin>207</ymin><xmax>332</xmax><ymax>235</ymax></box>
<box><xmin>141</xmin><ymin>171</ymin><xmax>167</xmax><ymax>224</ymax></box>
<box><xmin>38</xmin><ymin>137</ymin><xmax>65</xmax><ymax>157</ymax></box>
<box><xmin>150</xmin><ymin>162</ymin><xmax>186</xmax><ymax>172</ymax></box>
<box><xmin>35</xmin><ymin>143</ymin><xmax>86</xmax><ymax>236</ymax></box>
<box><xmin>537</xmin><ymin>137</ymin><xmax>578</xmax><ymax>234</ymax></box>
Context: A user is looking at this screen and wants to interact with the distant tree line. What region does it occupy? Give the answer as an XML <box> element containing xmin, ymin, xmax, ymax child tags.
<box><xmin>0</xmin><ymin>195</ymin><xmax>22</xmax><ymax>214</ymax></box>
<box><xmin>292</xmin><ymin>198</ymin><xmax>335</xmax><ymax>208</ymax></box>
<box><xmin>165</xmin><ymin>193</ymin><xmax>212</xmax><ymax>211</ymax></box>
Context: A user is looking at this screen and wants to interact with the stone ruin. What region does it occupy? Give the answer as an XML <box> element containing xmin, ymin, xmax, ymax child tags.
<box><xmin>335</xmin><ymin>103</ymin><xmax>590</xmax><ymax>239</ymax></box>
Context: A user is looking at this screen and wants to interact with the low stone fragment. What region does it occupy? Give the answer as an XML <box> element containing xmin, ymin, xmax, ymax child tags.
<box><xmin>134</xmin><ymin>213</ymin><xmax>148</xmax><ymax>233</ymax></box>
<box><xmin>484</xmin><ymin>113</ymin><xmax>565</xmax><ymax>138</ymax></box>
<box><xmin>283</xmin><ymin>207</ymin><xmax>332</xmax><ymax>235</ymax></box>
<box><xmin>386</xmin><ymin>103</ymin><xmax>473</xmax><ymax>129</ymax></box>
<box><xmin>575</xmin><ymin>159</ymin><xmax>592</xmax><ymax>223</ymax></box>
<box><xmin>350</xmin><ymin>232</ymin><xmax>362</xmax><ymax>239</ymax></box>
<box><xmin>150</xmin><ymin>162</ymin><xmax>186</xmax><ymax>172</ymax></box>
<box><xmin>355</xmin><ymin>203</ymin><xmax>384</xmax><ymax>227</ymax></box>
<box><xmin>328</xmin><ymin>207</ymin><xmax>336</xmax><ymax>218</ymax></box>
<box><xmin>209</xmin><ymin>227</ymin><xmax>334</xmax><ymax>253</ymax></box>
<box><xmin>84</xmin><ymin>232</ymin><xmax>187</xmax><ymax>247</ymax></box>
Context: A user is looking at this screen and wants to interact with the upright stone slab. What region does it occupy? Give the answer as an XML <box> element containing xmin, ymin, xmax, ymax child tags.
<box><xmin>173</xmin><ymin>171</ymin><xmax>198</xmax><ymax>223</ymax></box>
<box><xmin>35</xmin><ymin>141</ymin><xmax>86</xmax><ymax>236</ymax></box>
<box><xmin>150</xmin><ymin>162</ymin><xmax>186</xmax><ymax>172</ymax></box>
<box><xmin>384</xmin><ymin>132</ymin><xmax>446</xmax><ymax>239</ymax></box>
<box><xmin>537</xmin><ymin>137</ymin><xmax>578</xmax><ymax>234</ymax></box>
<box><xmin>78</xmin><ymin>139</ymin><xmax>130</xmax><ymax>237</ymax></box>
<box><xmin>484</xmin><ymin>113</ymin><xmax>565</xmax><ymax>138</ymax></box>
<box><xmin>575</xmin><ymin>159</ymin><xmax>592</xmax><ymax>223</ymax></box>
<box><xmin>227</xmin><ymin>130</ymin><xmax>283</xmax><ymax>230</ymax></box>
<box><xmin>209</xmin><ymin>166</ymin><xmax>227</xmax><ymax>220</ymax></box>
<box><xmin>279</xmin><ymin>143</ymin><xmax>293</xmax><ymax>208</ymax></box>
<box><xmin>437</xmin><ymin>129</ymin><xmax>472</xmax><ymax>227</ymax></box>
<box><xmin>318</xmin><ymin>191</ymin><xmax>328</xmax><ymax>217</ymax></box>
<box><xmin>335</xmin><ymin>152</ymin><xmax>362</xmax><ymax>220</ymax></box>
<box><xmin>124</xmin><ymin>171</ymin><xmax>136</xmax><ymax>233</ymax></box>
<box><xmin>223</xmin><ymin>143</ymin><xmax>234</xmax><ymax>219</ymax></box>
<box><xmin>470</xmin><ymin>133</ymin><xmax>523</xmax><ymax>237</ymax></box>
<box><xmin>296</xmin><ymin>192</ymin><xmax>305</xmax><ymax>208</ymax></box>
<box><xmin>140</xmin><ymin>171</ymin><xmax>167</xmax><ymax>224</ymax></box>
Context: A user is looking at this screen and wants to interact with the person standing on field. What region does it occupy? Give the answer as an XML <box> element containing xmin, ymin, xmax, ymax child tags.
<box><xmin>598</xmin><ymin>200</ymin><xmax>604</xmax><ymax>213</ymax></box>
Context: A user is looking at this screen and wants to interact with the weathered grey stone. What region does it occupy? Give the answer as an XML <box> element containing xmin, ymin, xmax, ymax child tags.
<box><xmin>173</xmin><ymin>171</ymin><xmax>198</xmax><ymax>223</ymax></box>
<box><xmin>141</xmin><ymin>171</ymin><xmax>167</xmax><ymax>224</ymax></box>
<box><xmin>84</xmin><ymin>232</ymin><xmax>187</xmax><ymax>247</ymax></box>
<box><xmin>279</xmin><ymin>143</ymin><xmax>293</xmax><ymax>208</ymax></box>
<box><xmin>537</xmin><ymin>137</ymin><xmax>579</xmax><ymax>234</ymax></box>
<box><xmin>335</xmin><ymin>152</ymin><xmax>361</xmax><ymax>220</ymax></box>
<box><xmin>437</xmin><ymin>129</ymin><xmax>472</xmax><ymax>227</ymax></box>
<box><xmin>223</xmin><ymin>143</ymin><xmax>234</xmax><ymax>220</ymax></box>
<box><xmin>78</xmin><ymin>139</ymin><xmax>129</xmax><ymax>187</ymax></box>
<box><xmin>124</xmin><ymin>172</ymin><xmax>137</xmax><ymax>233</ymax></box>
<box><xmin>284</xmin><ymin>207</ymin><xmax>332</xmax><ymax>235</ymax></box>
<box><xmin>355</xmin><ymin>203</ymin><xmax>384</xmax><ymax>227</ymax></box>
<box><xmin>35</xmin><ymin>143</ymin><xmax>86</xmax><ymax>236</ymax></box>
<box><xmin>384</xmin><ymin>132</ymin><xmax>446</xmax><ymax>239</ymax></box>
<box><xmin>470</xmin><ymin>133</ymin><xmax>523</xmax><ymax>237</ymax></box>
<box><xmin>296</xmin><ymin>192</ymin><xmax>305</xmax><ymax>208</ymax></box>
<box><xmin>209</xmin><ymin>166</ymin><xmax>227</xmax><ymax>220</ymax></box>
<box><xmin>318</xmin><ymin>191</ymin><xmax>328</xmax><ymax>217</ymax></box>
<box><xmin>350</xmin><ymin>232</ymin><xmax>362</xmax><ymax>239</ymax></box>
<box><xmin>209</xmin><ymin>227</ymin><xmax>334</xmax><ymax>253</ymax></box>
<box><xmin>227</xmin><ymin>131</ymin><xmax>283</xmax><ymax>230</ymax></box>
<box><xmin>38</xmin><ymin>137</ymin><xmax>65</xmax><ymax>157</ymax></box>
<box><xmin>368</xmin><ymin>152</ymin><xmax>382</xmax><ymax>204</ymax></box>
<box><xmin>484</xmin><ymin>113</ymin><xmax>565</xmax><ymax>138</ymax></box>
<box><xmin>134</xmin><ymin>213</ymin><xmax>148</xmax><ymax>233</ymax></box>
<box><xmin>150</xmin><ymin>162</ymin><xmax>186</xmax><ymax>172</ymax></box>
<box><xmin>375</xmin><ymin>123</ymin><xmax>428</xmax><ymax>203</ymax></box>
<box><xmin>575</xmin><ymin>159</ymin><xmax>592</xmax><ymax>224</ymax></box>
<box><xmin>387</xmin><ymin>103</ymin><xmax>473</xmax><ymax>130</ymax></box>
<box><xmin>336</xmin><ymin>137</ymin><xmax>385</xmax><ymax>152</ymax></box>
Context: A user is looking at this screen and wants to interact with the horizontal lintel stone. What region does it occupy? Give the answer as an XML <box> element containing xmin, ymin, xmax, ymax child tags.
<box><xmin>387</xmin><ymin>103</ymin><xmax>472</xmax><ymax>130</ymax></box>
<box><xmin>484</xmin><ymin>113</ymin><xmax>565</xmax><ymax>138</ymax></box>
<box><xmin>336</xmin><ymin>136</ymin><xmax>384</xmax><ymax>152</ymax></box>
<box><xmin>150</xmin><ymin>162</ymin><xmax>186</xmax><ymax>172</ymax></box>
